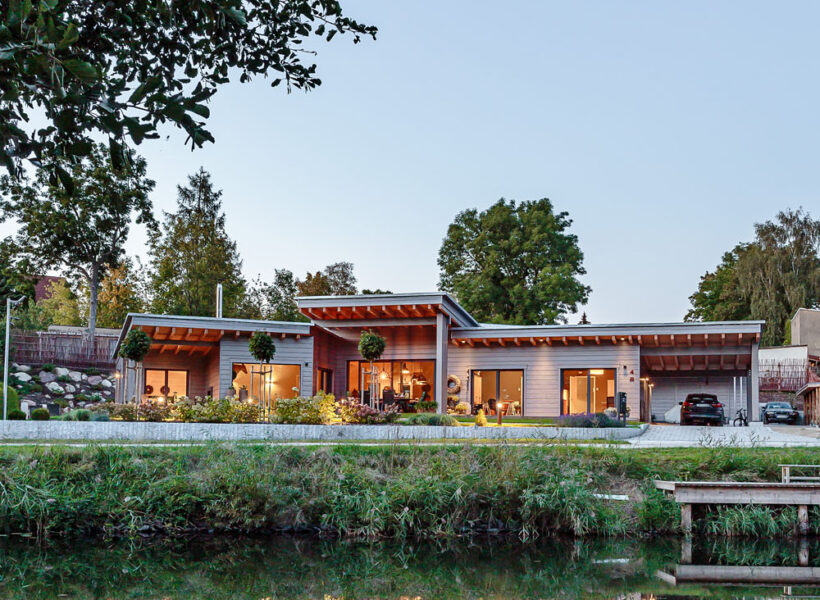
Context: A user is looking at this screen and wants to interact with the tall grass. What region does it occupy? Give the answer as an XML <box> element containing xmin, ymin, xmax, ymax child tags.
<box><xmin>1</xmin><ymin>444</ymin><xmax>820</xmax><ymax>538</ymax></box>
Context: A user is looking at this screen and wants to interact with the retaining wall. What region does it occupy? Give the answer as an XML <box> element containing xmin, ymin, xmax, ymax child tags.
<box><xmin>0</xmin><ymin>421</ymin><xmax>648</xmax><ymax>442</ymax></box>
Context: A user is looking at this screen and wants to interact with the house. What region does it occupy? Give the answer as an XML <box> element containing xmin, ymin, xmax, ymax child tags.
<box><xmin>791</xmin><ymin>308</ymin><xmax>820</xmax><ymax>368</ymax></box>
<box><xmin>113</xmin><ymin>292</ymin><xmax>764</xmax><ymax>421</ymax></box>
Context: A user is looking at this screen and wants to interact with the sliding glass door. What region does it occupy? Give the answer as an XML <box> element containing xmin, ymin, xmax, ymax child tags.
<box><xmin>561</xmin><ymin>368</ymin><xmax>616</xmax><ymax>414</ymax></box>
<box><xmin>471</xmin><ymin>370</ymin><xmax>523</xmax><ymax>416</ymax></box>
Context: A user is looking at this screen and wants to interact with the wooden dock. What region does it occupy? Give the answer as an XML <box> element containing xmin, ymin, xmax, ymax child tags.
<box><xmin>654</xmin><ymin>480</ymin><xmax>820</xmax><ymax>534</ymax></box>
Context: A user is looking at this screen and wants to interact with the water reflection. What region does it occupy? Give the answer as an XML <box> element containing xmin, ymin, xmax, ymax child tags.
<box><xmin>0</xmin><ymin>535</ymin><xmax>819</xmax><ymax>599</ymax></box>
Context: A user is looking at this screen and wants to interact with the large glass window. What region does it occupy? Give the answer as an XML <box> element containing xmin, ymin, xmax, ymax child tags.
<box><xmin>347</xmin><ymin>360</ymin><xmax>435</xmax><ymax>405</ymax></box>
<box><xmin>471</xmin><ymin>370</ymin><xmax>523</xmax><ymax>416</ymax></box>
<box><xmin>144</xmin><ymin>369</ymin><xmax>188</xmax><ymax>400</ymax></box>
<box><xmin>232</xmin><ymin>363</ymin><xmax>300</xmax><ymax>401</ymax></box>
<box><xmin>561</xmin><ymin>368</ymin><xmax>615</xmax><ymax>414</ymax></box>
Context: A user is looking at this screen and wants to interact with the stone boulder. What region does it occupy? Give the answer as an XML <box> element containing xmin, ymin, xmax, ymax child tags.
<box><xmin>13</xmin><ymin>372</ymin><xmax>32</xmax><ymax>382</ymax></box>
<box><xmin>39</xmin><ymin>372</ymin><xmax>57</xmax><ymax>384</ymax></box>
<box><xmin>45</xmin><ymin>382</ymin><xmax>65</xmax><ymax>395</ymax></box>
<box><xmin>54</xmin><ymin>367</ymin><xmax>70</xmax><ymax>378</ymax></box>
<box><xmin>100</xmin><ymin>379</ymin><xmax>113</xmax><ymax>389</ymax></box>
<box><xmin>13</xmin><ymin>364</ymin><xmax>31</xmax><ymax>373</ymax></box>
<box><xmin>87</xmin><ymin>375</ymin><xmax>103</xmax><ymax>386</ymax></box>
<box><xmin>64</xmin><ymin>394</ymin><xmax>74</xmax><ymax>401</ymax></box>
<box><xmin>68</xmin><ymin>371</ymin><xmax>83</xmax><ymax>383</ymax></box>
<box><xmin>64</xmin><ymin>384</ymin><xmax>76</xmax><ymax>394</ymax></box>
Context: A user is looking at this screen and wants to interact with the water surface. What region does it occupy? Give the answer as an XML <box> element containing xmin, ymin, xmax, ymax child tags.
<box><xmin>1</xmin><ymin>535</ymin><xmax>819</xmax><ymax>598</ymax></box>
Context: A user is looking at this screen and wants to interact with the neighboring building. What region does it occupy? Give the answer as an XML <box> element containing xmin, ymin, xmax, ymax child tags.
<box><xmin>758</xmin><ymin>345</ymin><xmax>810</xmax><ymax>406</ymax></box>
<box><xmin>33</xmin><ymin>275</ymin><xmax>66</xmax><ymax>302</ymax></box>
<box><xmin>113</xmin><ymin>292</ymin><xmax>764</xmax><ymax>420</ymax></box>
<box><xmin>791</xmin><ymin>308</ymin><xmax>820</xmax><ymax>367</ymax></box>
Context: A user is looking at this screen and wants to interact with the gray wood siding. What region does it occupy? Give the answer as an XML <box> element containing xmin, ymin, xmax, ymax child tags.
<box><xmin>205</xmin><ymin>349</ymin><xmax>221</xmax><ymax>398</ymax></box>
<box><xmin>447</xmin><ymin>343</ymin><xmax>641</xmax><ymax>417</ymax></box>
<box><xmin>650</xmin><ymin>374</ymin><xmax>737</xmax><ymax>420</ymax></box>
<box><xmin>218</xmin><ymin>335</ymin><xmax>314</xmax><ymax>397</ymax></box>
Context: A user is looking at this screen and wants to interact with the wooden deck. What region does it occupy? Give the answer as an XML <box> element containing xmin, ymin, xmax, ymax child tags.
<box><xmin>655</xmin><ymin>479</ymin><xmax>820</xmax><ymax>534</ymax></box>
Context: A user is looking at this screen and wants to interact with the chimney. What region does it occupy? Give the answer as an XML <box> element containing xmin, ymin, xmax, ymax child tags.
<box><xmin>216</xmin><ymin>283</ymin><xmax>223</xmax><ymax>319</ymax></box>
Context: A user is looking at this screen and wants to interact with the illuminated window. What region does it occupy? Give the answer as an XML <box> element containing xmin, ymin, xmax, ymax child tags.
<box><xmin>144</xmin><ymin>369</ymin><xmax>188</xmax><ymax>399</ymax></box>
<box><xmin>232</xmin><ymin>363</ymin><xmax>300</xmax><ymax>401</ymax></box>
<box><xmin>561</xmin><ymin>368</ymin><xmax>615</xmax><ymax>414</ymax></box>
<box><xmin>471</xmin><ymin>370</ymin><xmax>523</xmax><ymax>416</ymax></box>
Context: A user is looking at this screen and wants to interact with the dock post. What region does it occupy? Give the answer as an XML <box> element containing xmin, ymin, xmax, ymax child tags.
<box><xmin>680</xmin><ymin>537</ymin><xmax>692</xmax><ymax>564</ymax></box>
<box><xmin>680</xmin><ymin>503</ymin><xmax>692</xmax><ymax>534</ymax></box>
<box><xmin>800</xmin><ymin>538</ymin><xmax>810</xmax><ymax>566</ymax></box>
<box><xmin>798</xmin><ymin>504</ymin><xmax>809</xmax><ymax>536</ymax></box>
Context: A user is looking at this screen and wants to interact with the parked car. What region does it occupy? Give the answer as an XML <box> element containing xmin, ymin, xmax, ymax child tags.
<box><xmin>679</xmin><ymin>393</ymin><xmax>724</xmax><ymax>426</ymax></box>
<box><xmin>762</xmin><ymin>401</ymin><xmax>800</xmax><ymax>425</ymax></box>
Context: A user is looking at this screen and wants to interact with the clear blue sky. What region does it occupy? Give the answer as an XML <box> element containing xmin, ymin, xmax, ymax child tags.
<box><xmin>16</xmin><ymin>2</ymin><xmax>820</xmax><ymax>323</ymax></box>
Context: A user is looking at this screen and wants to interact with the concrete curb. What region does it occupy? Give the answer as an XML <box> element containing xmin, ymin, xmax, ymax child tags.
<box><xmin>0</xmin><ymin>421</ymin><xmax>648</xmax><ymax>442</ymax></box>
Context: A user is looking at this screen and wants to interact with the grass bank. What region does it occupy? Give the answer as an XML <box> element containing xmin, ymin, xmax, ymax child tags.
<box><xmin>2</xmin><ymin>444</ymin><xmax>820</xmax><ymax>539</ymax></box>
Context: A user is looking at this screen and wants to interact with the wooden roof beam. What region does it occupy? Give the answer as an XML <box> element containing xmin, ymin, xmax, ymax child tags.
<box><xmin>482</xmin><ymin>339</ymin><xmax>490</xmax><ymax>347</ymax></box>
<box><xmin>498</xmin><ymin>338</ymin><xmax>506</xmax><ymax>347</ymax></box>
<box><xmin>611</xmin><ymin>336</ymin><xmax>617</xmax><ymax>345</ymax></box>
<box><xmin>513</xmin><ymin>338</ymin><xmax>521</xmax><ymax>346</ymax></box>
<box><xmin>594</xmin><ymin>336</ymin><xmax>601</xmax><ymax>345</ymax></box>
<box><xmin>529</xmin><ymin>337</ymin><xmax>537</xmax><ymax>346</ymax></box>
<box><xmin>578</xmin><ymin>336</ymin><xmax>584</xmax><ymax>345</ymax></box>
<box><xmin>562</xmin><ymin>336</ymin><xmax>568</xmax><ymax>346</ymax></box>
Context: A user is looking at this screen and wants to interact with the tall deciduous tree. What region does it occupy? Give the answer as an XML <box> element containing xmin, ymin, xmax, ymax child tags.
<box><xmin>686</xmin><ymin>208</ymin><xmax>820</xmax><ymax>345</ymax></box>
<box><xmin>297</xmin><ymin>262</ymin><xmax>358</xmax><ymax>297</ymax></box>
<box><xmin>91</xmin><ymin>257</ymin><xmax>148</xmax><ymax>328</ymax></box>
<box><xmin>0</xmin><ymin>1</ymin><xmax>376</xmax><ymax>180</ymax></box>
<box><xmin>438</xmin><ymin>198</ymin><xmax>590</xmax><ymax>325</ymax></box>
<box><xmin>149</xmin><ymin>168</ymin><xmax>245</xmax><ymax>317</ymax></box>
<box><xmin>0</xmin><ymin>144</ymin><xmax>155</xmax><ymax>339</ymax></box>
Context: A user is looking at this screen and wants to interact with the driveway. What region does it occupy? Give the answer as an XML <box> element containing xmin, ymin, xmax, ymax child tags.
<box><xmin>628</xmin><ymin>423</ymin><xmax>820</xmax><ymax>447</ymax></box>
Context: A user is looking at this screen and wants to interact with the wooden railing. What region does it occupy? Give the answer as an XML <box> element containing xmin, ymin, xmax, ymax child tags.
<box><xmin>10</xmin><ymin>329</ymin><xmax>118</xmax><ymax>370</ymax></box>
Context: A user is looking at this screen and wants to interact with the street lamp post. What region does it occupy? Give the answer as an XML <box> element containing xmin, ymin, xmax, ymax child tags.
<box><xmin>3</xmin><ymin>296</ymin><xmax>25</xmax><ymax>420</ymax></box>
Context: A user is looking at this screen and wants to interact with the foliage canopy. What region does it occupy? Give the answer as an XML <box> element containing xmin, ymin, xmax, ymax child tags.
<box><xmin>0</xmin><ymin>0</ymin><xmax>376</xmax><ymax>181</ymax></box>
<box><xmin>438</xmin><ymin>198</ymin><xmax>590</xmax><ymax>325</ymax></box>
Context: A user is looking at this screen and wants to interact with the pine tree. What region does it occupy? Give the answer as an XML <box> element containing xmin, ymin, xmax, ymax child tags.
<box><xmin>148</xmin><ymin>169</ymin><xmax>246</xmax><ymax>317</ymax></box>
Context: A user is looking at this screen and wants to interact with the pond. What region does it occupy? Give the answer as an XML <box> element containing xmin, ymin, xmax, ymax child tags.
<box><xmin>1</xmin><ymin>535</ymin><xmax>820</xmax><ymax>599</ymax></box>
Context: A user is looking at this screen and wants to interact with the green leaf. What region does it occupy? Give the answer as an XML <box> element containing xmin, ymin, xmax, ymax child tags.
<box><xmin>128</xmin><ymin>76</ymin><xmax>161</xmax><ymax>105</ymax></box>
<box><xmin>108</xmin><ymin>138</ymin><xmax>125</xmax><ymax>170</ymax></box>
<box><xmin>326</xmin><ymin>29</ymin><xmax>337</xmax><ymax>42</ymax></box>
<box><xmin>57</xmin><ymin>23</ymin><xmax>79</xmax><ymax>49</ymax></box>
<box><xmin>222</xmin><ymin>7</ymin><xmax>246</xmax><ymax>25</ymax></box>
<box><xmin>55</xmin><ymin>165</ymin><xmax>74</xmax><ymax>196</ymax></box>
<box><xmin>189</xmin><ymin>103</ymin><xmax>209</xmax><ymax>118</ymax></box>
<box><xmin>62</xmin><ymin>58</ymin><xmax>97</xmax><ymax>83</ymax></box>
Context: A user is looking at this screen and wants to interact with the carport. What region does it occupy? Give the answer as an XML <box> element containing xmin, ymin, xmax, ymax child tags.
<box><xmin>638</xmin><ymin>322</ymin><xmax>763</xmax><ymax>422</ymax></box>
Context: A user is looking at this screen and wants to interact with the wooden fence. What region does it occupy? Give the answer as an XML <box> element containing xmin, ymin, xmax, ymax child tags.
<box><xmin>10</xmin><ymin>329</ymin><xmax>118</xmax><ymax>370</ymax></box>
<box><xmin>759</xmin><ymin>359</ymin><xmax>812</xmax><ymax>392</ymax></box>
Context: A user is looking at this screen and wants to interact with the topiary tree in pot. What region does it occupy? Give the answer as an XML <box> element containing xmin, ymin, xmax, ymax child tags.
<box><xmin>248</xmin><ymin>332</ymin><xmax>276</xmax><ymax>415</ymax></box>
<box><xmin>358</xmin><ymin>330</ymin><xmax>386</xmax><ymax>409</ymax></box>
<box><xmin>118</xmin><ymin>328</ymin><xmax>151</xmax><ymax>408</ymax></box>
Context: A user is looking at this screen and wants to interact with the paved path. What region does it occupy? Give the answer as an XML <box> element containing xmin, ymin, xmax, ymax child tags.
<box><xmin>627</xmin><ymin>423</ymin><xmax>820</xmax><ymax>448</ymax></box>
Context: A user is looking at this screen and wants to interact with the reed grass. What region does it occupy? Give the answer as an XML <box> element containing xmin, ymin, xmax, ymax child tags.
<box><xmin>1</xmin><ymin>444</ymin><xmax>819</xmax><ymax>539</ymax></box>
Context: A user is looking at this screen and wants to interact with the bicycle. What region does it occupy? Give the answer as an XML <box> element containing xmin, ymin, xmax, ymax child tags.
<box><xmin>733</xmin><ymin>408</ymin><xmax>748</xmax><ymax>427</ymax></box>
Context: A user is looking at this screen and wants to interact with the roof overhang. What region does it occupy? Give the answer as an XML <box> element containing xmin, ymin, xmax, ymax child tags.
<box><xmin>797</xmin><ymin>382</ymin><xmax>820</xmax><ymax>398</ymax></box>
<box><xmin>451</xmin><ymin>321</ymin><xmax>763</xmax><ymax>346</ymax></box>
<box><xmin>297</xmin><ymin>292</ymin><xmax>479</xmax><ymax>328</ymax></box>
<box><xmin>113</xmin><ymin>314</ymin><xmax>312</xmax><ymax>358</ymax></box>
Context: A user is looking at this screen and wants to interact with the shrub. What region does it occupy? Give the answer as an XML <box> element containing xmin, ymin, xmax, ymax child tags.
<box><xmin>118</xmin><ymin>329</ymin><xmax>151</xmax><ymax>362</ymax></box>
<box><xmin>358</xmin><ymin>330</ymin><xmax>386</xmax><ymax>362</ymax></box>
<box><xmin>1</xmin><ymin>386</ymin><xmax>20</xmax><ymax>414</ymax></box>
<box><xmin>555</xmin><ymin>412</ymin><xmax>625</xmax><ymax>428</ymax></box>
<box><xmin>272</xmin><ymin>392</ymin><xmax>335</xmax><ymax>424</ymax></box>
<box><xmin>83</xmin><ymin>367</ymin><xmax>102</xmax><ymax>376</ymax></box>
<box><xmin>453</xmin><ymin>401</ymin><xmax>469</xmax><ymax>415</ymax></box>
<box><xmin>404</xmin><ymin>413</ymin><xmax>458</xmax><ymax>426</ymax></box>
<box><xmin>30</xmin><ymin>407</ymin><xmax>50</xmax><ymax>420</ymax></box>
<box><xmin>54</xmin><ymin>398</ymin><xmax>69</xmax><ymax>409</ymax></box>
<box><xmin>7</xmin><ymin>409</ymin><xmax>26</xmax><ymax>420</ymax></box>
<box><xmin>90</xmin><ymin>411</ymin><xmax>110</xmax><ymax>422</ymax></box>
<box><xmin>40</xmin><ymin>364</ymin><xmax>56</xmax><ymax>372</ymax></box>
<box><xmin>138</xmin><ymin>399</ymin><xmax>173</xmax><ymax>422</ymax></box>
<box><xmin>62</xmin><ymin>411</ymin><xmax>77</xmax><ymax>421</ymax></box>
<box><xmin>74</xmin><ymin>393</ymin><xmax>89</xmax><ymax>403</ymax></box>
<box><xmin>416</xmin><ymin>400</ymin><xmax>437</xmax><ymax>413</ymax></box>
<box><xmin>74</xmin><ymin>409</ymin><xmax>92</xmax><ymax>421</ymax></box>
<box><xmin>475</xmin><ymin>410</ymin><xmax>488</xmax><ymax>427</ymax></box>
<box><xmin>174</xmin><ymin>396</ymin><xmax>259</xmax><ymax>423</ymax></box>
<box><xmin>338</xmin><ymin>398</ymin><xmax>400</xmax><ymax>424</ymax></box>
<box><xmin>248</xmin><ymin>331</ymin><xmax>276</xmax><ymax>363</ymax></box>
<box><xmin>110</xmin><ymin>404</ymin><xmax>138</xmax><ymax>421</ymax></box>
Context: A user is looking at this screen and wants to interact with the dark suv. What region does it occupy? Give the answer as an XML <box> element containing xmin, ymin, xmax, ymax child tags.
<box><xmin>762</xmin><ymin>402</ymin><xmax>799</xmax><ymax>425</ymax></box>
<box><xmin>680</xmin><ymin>393</ymin><xmax>724</xmax><ymax>426</ymax></box>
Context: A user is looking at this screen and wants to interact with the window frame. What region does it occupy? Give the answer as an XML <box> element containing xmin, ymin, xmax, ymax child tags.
<box><xmin>559</xmin><ymin>367</ymin><xmax>617</xmax><ymax>415</ymax></box>
<box><xmin>469</xmin><ymin>369</ymin><xmax>525</xmax><ymax>416</ymax></box>
<box><xmin>231</xmin><ymin>362</ymin><xmax>302</xmax><ymax>400</ymax></box>
<box><xmin>345</xmin><ymin>358</ymin><xmax>436</xmax><ymax>400</ymax></box>
<box><xmin>143</xmin><ymin>368</ymin><xmax>189</xmax><ymax>399</ymax></box>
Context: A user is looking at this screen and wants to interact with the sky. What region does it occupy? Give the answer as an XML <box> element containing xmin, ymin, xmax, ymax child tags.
<box><xmin>7</xmin><ymin>1</ymin><xmax>820</xmax><ymax>324</ymax></box>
